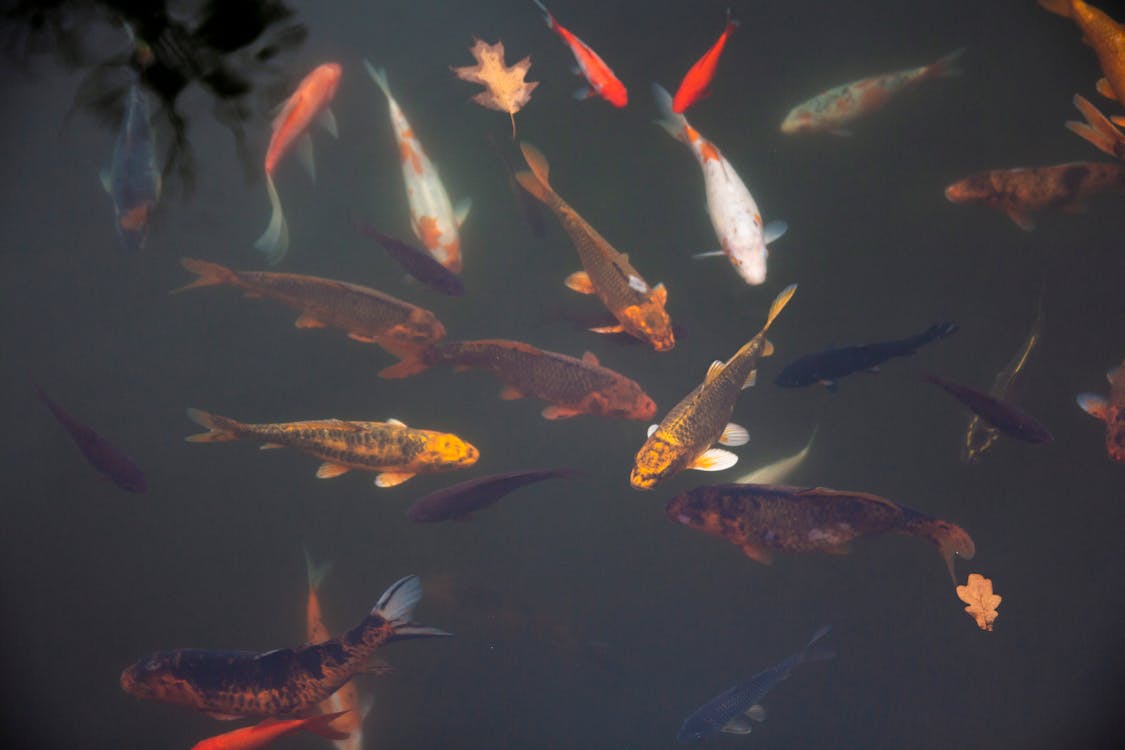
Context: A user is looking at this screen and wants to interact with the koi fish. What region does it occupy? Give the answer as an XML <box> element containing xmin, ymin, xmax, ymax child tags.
<box><xmin>352</xmin><ymin>218</ymin><xmax>465</xmax><ymax>296</ymax></box>
<box><xmin>121</xmin><ymin>575</ymin><xmax>449</xmax><ymax>718</ymax></box>
<box><xmin>774</xmin><ymin>321</ymin><xmax>958</xmax><ymax>391</ymax></box>
<box><xmin>1067</xmin><ymin>94</ymin><xmax>1125</xmax><ymax>159</ymax></box>
<box><xmin>631</xmin><ymin>285</ymin><xmax>797</xmax><ymax>490</ymax></box>
<box><xmin>671</xmin><ymin>10</ymin><xmax>739</xmax><ymax>114</ymax></box>
<box><xmin>676</xmin><ymin>626</ymin><xmax>833</xmax><ymax>742</ymax></box>
<box><xmin>174</xmin><ymin>258</ymin><xmax>446</xmax><ymax>375</ymax></box>
<box><xmin>515</xmin><ymin>142</ymin><xmax>675</xmax><ymax>351</ymax></box>
<box><xmin>190</xmin><ymin>712</ymin><xmax>350</xmax><ymax>750</ymax></box>
<box><xmin>1077</xmin><ymin>358</ymin><xmax>1125</xmax><ymax>462</ymax></box>
<box><xmin>531</xmin><ymin>0</ymin><xmax>627</xmax><ymax>107</ymax></box>
<box><xmin>256</xmin><ymin>62</ymin><xmax>341</xmax><ymax>264</ymax></box>
<box><xmin>365</xmin><ymin>62</ymin><xmax>470</xmax><ymax>273</ymax></box>
<box><xmin>101</xmin><ymin>77</ymin><xmax>161</xmax><ymax>253</ymax></box>
<box><xmin>944</xmin><ymin>161</ymin><xmax>1125</xmax><ymax>230</ymax></box>
<box><xmin>1041</xmin><ymin>0</ymin><xmax>1125</xmax><ymax>122</ymax></box>
<box><xmin>490</xmin><ymin>132</ymin><xmax>547</xmax><ymax>238</ymax></box>
<box><xmin>653</xmin><ymin>84</ymin><xmax>787</xmax><ymax>286</ymax></box>
<box><xmin>780</xmin><ymin>49</ymin><xmax>964</xmax><ymax>136</ymax></box>
<box><xmin>406</xmin><ymin>468</ymin><xmax>577</xmax><ymax>522</ymax></box>
<box><xmin>185</xmin><ymin>410</ymin><xmax>479</xmax><ymax>488</ymax></box>
<box><xmin>666</xmin><ymin>483</ymin><xmax>976</xmax><ymax>582</ymax></box>
<box><xmin>734</xmin><ymin>428</ymin><xmax>817</xmax><ymax>485</ymax></box>
<box><xmin>923</xmin><ymin>372</ymin><xmax>1054</xmax><ymax>445</ymax></box>
<box><xmin>35</xmin><ymin>386</ymin><xmax>146</xmax><ymax>492</ymax></box>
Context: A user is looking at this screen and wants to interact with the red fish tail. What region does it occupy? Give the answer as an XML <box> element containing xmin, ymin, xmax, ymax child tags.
<box><xmin>909</xmin><ymin>517</ymin><xmax>976</xmax><ymax>582</ymax></box>
<box><xmin>173</xmin><ymin>258</ymin><xmax>241</xmax><ymax>293</ymax></box>
<box><xmin>300</xmin><ymin>711</ymin><xmax>351</xmax><ymax>740</ymax></box>
<box><xmin>184</xmin><ymin>408</ymin><xmax>244</xmax><ymax>442</ymax></box>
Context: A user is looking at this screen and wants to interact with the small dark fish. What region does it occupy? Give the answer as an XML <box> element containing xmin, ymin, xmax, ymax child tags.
<box><xmin>677</xmin><ymin>625</ymin><xmax>834</xmax><ymax>742</ymax></box>
<box><xmin>489</xmin><ymin>132</ymin><xmax>546</xmax><ymax>238</ymax></box>
<box><xmin>406</xmin><ymin>468</ymin><xmax>576</xmax><ymax>522</ymax></box>
<box><xmin>353</xmin><ymin>219</ymin><xmax>465</xmax><ymax>296</ymax></box>
<box><xmin>775</xmin><ymin>321</ymin><xmax>958</xmax><ymax>391</ymax></box>
<box><xmin>36</xmin><ymin>386</ymin><xmax>146</xmax><ymax>492</ymax></box>
<box><xmin>923</xmin><ymin>372</ymin><xmax>1053</xmax><ymax>445</ymax></box>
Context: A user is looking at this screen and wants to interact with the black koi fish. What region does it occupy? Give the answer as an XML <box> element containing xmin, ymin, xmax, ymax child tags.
<box><xmin>353</xmin><ymin>218</ymin><xmax>465</xmax><ymax>296</ymax></box>
<box><xmin>923</xmin><ymin>372</ymin><xmax>1053</xmax><ymax>445</ymax></box>
<box><xmin>405</xmin><ymin>468</ymin><xmax>576</xmax><ymax>522</ymax></box>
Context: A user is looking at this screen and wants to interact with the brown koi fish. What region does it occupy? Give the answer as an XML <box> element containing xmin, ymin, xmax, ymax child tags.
<box><xmin>1068</xmin><ymin>94</ymin><xmax>1125</xmax><ymax>159</ymax></box>
<box><xmin>630</xmin><ymin>284</ymin><xmax>796</xmax><ymax>490</ymax></box>
<box><xmin>1042</xmin><ymin>0</ymin><xmax>1125</xmax><ymax>121</ymax></box>
<box><xmin>666</xmin><ymin>483</ymin><xmax>976</xmax><ymax>582</ymax></box>
<box><xmin>944</xmin><ymin>161</ymin><xmax>1125</xmax><ymax>230</ymax></box>
<box><xmin>1077</xmin><ymin>358</ymin><xmax>1125</xmax><ymax>462</ymax></box>
<box><xmin>175</xmin><ymin>258</ymin><xmax>446</xmax><ymax>376</ymax></box>
<box><xmin>121</xmin><ymin>576</ymin><xmax>448</xmax><ymax>719</ymax></box>
<box><xmin>515</xmin><ymin>142</ymin><xmax>675</xmax><ymax>351</ymax></box>
<box><xmin>185</xmin><ymin>409</ymin><xmax>478</xmax><ymax>487</ymax></box>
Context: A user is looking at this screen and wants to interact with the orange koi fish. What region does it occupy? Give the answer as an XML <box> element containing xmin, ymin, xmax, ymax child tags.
<box><xmin>174</xmin><ymin>258</ymin><xmax>446</xmax><ymax>375</ymax></box>
<box><xmin>1042</xmin><ymin>0</ymin><xmax>1125</xmax><ymax>123</ymax></box>
<box><xmin>1068</xmin><ymin>94</ymin><xmax>1125</xmax><ymax>158</ymax></box>
<box><xmin>630</xmin><ymin>285</ymin><xmax>796</xmax><ymax>490</ymax></box>
<box><xmin>256</xmin><ymin>63</ymin><xmax>341</xmax><ymax>264</ymax></box>
<box><xmin>515</xmin><ymin>143</ymin><xmax>674</xmax><ymax>351</ymax></box>
<box><xmin>365</xmin><ymin>62</ymin><xmax>470</xmax><ymax>273</ymax></box>
<box><xmin>190</xmin><ymin>712</ymin><xmax>349</xmax><ymax>750</ymax></box>
<box><xmin>531</xmin><ymin>0</ymin><xmax>627</xmax><ymax>107</ymax></box>
<box><xmin>1077</xmin><ymin>358</ymin><xmax>1125</xmax><ymax>462</ymax></box>
<box><xmin>185</xmin><ymin>410</ymin><xmax>479</xmax><ymax>488</ymax></box>
<box><xmin>672</xmin><ymin>10</ymin><xmax>739</xmax><ymax>113</ymax></box>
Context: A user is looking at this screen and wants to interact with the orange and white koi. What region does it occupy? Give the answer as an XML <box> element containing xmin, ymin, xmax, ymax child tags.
<box><xmin>1041</xmin><ymin>0</ymin><xmax>1125</xmax><ymax>123</ymax></box>
<box><xmin>256</xmin><ymin>63</ymin><xmax>342</xmax><ymax>264</ymax></box>
<box><xmin>531</xmin><ymin>0</ymin><xmax>628</xmax><ymax>107</ymax></box>
<box><xmin>190</xmin><ymin>713</ymin><xmax>349</xmax><ymax>750</ymax></box>
<box><xmin>780</xmin><ymin>49</ymin><xmax>963</xmax><ymax>136</ymax></box>
<box><xmin>364</xmin><ymin>62</ymin><xmax>470</xmax><ymax>273</ymax></box>
<box><xmin>671</xmin><ymin>10</ymin><xmax>738</xmax><ymax>114</ymax></box>
<box><xmin>654</xmin><ymin>84</ymin><xmax>787</xmax><ymax>286</ymax></box>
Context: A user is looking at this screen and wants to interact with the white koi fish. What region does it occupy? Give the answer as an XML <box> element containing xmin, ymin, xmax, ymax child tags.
<box><xmin>364</xmin><ymin>61</ymin><xmax>470</xmax><ymax>273</ymax></box>
<box><xmin>653</xmin><ymin>84</ymin><xmax>787</xmax><ymax>286</ymax></box>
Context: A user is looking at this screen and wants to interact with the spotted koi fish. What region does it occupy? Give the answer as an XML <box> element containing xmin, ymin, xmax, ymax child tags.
<box><xmin>515</xmin><ymin>142</ymin><xmax>674</xmax><ymax>351</ymax></box>
<box><xmin>780</xmin><ymin>49</ymin><xmax>963</xmax><ymax>136</ymax></box>
<box><xmin>121</xmin><ymin>576</ymin><xmax>449</xmax><ymax>719</ymax></box>
<box><xmin>185</xmin><ymin>410</ymin><xmax>478</xmax><ymax>488</ymax></box>
<box><xmin>1077</xmin><ymin>358</ymin><xmax>1125</xmax><ymax>462</ymax></box>
<box><xmin>1042</xmin><ymin>0</ymin><xmax>1125</xmax><ymax>122</ymax></box>
<box><xmin>364</xmin><ymin>62</ymin><xmax>469</xmax><ymax>273</ymax></box>
<box><xmin>101</xmin><ymin>77</ymin><xmax>161</xmax><ymax>253</ymax></box>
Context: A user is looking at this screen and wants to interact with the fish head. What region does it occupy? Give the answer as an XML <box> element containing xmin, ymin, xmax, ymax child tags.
<box><xmin>623</xmin><ymin>300</ymin><xmax>675</xmax><ymax>352</ymax></box>
<box><xmin>630</xmin><ymin>434</ymin><xmax>680</xmax><ymax>489</ymax></box>
<box><xmin>780</xmin><ymin>107</ymin><xmax>816</xmax><ymax>134</ymax></box>
<box><xmin>585</xmin><ymin>382</ymin><xmax>657</xmax><ymax>421</ymax></box>
<box><xmin>313</xmin><ymin>62</ymin><xmax>343</xmax><ymax>99</ymax></box>
<box><xmin>601</xmin><ymin>80</ymin><xmax>628</xmax><ymax>108</ymax></box>
<box><xmin>676</xmin><ymin>715</ymin><xmax>712</xmax><ymax>742</ymax></box>
<box><xmin>420</xmin><ymin>432</ymin><xmax>480</xmax><ymax>469</ymax></box>
<box><xmin>120</xmin><ymin>651</ymin><xmax>194</xmax><ymax>704</ymax></box>
<box><xmin>665</xmin><ymin>490</ymin><xmax>722</xmax><ymax>536</ymax></box>
<box><xmin>943</xmin><ymin>174</ymin><xmax>993</xmax><ymax>205</ymax></box>
<box><xmin>728</xmin><ymin>247</ymin><xmax>767</xmax><ymax>286</ymax></box>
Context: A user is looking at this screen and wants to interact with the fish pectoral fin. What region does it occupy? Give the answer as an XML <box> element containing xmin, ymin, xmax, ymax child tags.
<box><xmin>297</xmin><ymin>132</ymin><xmax>316</xmax><ymax>184</ymax></box>
<box><xmin>358</xmin><ymin>656</ymin><xmax>396</xmax><ymax>676</ymax></box>
<box><xmin>203</xmin><ymin>712</ymin><xmax>246</xmax><ymax>721</ymax></box>
<box><xmin>1076</xmin><ymin>393</ymin><xmax>1109</xmax><ymax>421</ymax></box>
<box><xmin>742</xmin><ymin>369</ymin><xmax>757</xmax><ymax>389</ymax></box>
<box><xmin>500</xmin><ymin>385</ymin><xmax>524</xmax><ymax>401</ymax></box>
<box><xmin>564</xmin><ymin>270</ymin><xmax>596</xmax><ymax>294</ymax></box>
<box><xmin>746</xmin><ymin>704</ymin><xmax>767</xmax><ymax>722</ymax></box>
<box><xmin>646</xmin><ymin>424</ymin><xmax>659</xmax><ymax>438</ymax></box>
<box><xmin>454</xmin><ymin>197</ymin><xmax>472</xmax><ymax>227</ymax></box>
<box><xmin>1112</xmin><ymin>115</ymin><xmax>1125</xmax><ymax>128</ymax></box>
<box><xmin>719</xmin><ymin>423</ymin><xmax>750</xmax><ymax>447</ymax></box>
<box><xmin>348</xmin><ymin>332</ymin><xmax>379</xmax><ymax>343</ymax></box>
<box><xmin>692</xmin><ymin>249</ymin><xmax>725</xmax><ymax>259</ymax></box>
<box><xmin>295</xmin><ymin>312</ymin><xmax>327</xmax><ymax>329</ymax></box>
<box><xmin>704</xmin><ymin>359</ymin><xmax>725</xmax><ymax>384</ymax></box>
<box><xmin>581</xmin><ymin>351</ymin><xmax>600</xmax><ymax>366</ymax></box>
<box><xmin>741</xmin><ymin>540</ymin><xmax>774</xmax><ymax>565</ymax></box>
<box><xmin>316</xmin><ymin>462</ymin><xmax>351</xmax><ymax>479</ymax></box>
<box><xmin>573</xmin><ymin>86</ymin><xmax>594</xmax><ymax>101</ymax></box>
<box><xmin>764</xmin><ymin>220</ymin><xmax>789</xmax><ymax>245</ymax></box>
<box><xmin>386</xmin><ymin>418</ymin><xmax>407</xmax><ymax>427</ymax></box>
<box><xmin>1096</xmin><ymin>77</ymin><xmax>1118</xmax><ymax>102</ymax></box>
<box><xmin>1004</xmin><ymin>206</ymin><xmax>1035</xmax><ymax>231</ymax></box>
<box><xmin>688</xmin><ymin>448</ymin><xmax>739</xmax><ymax>472</ymax></box>
<box><xmin>1109</xmin><ymin>366</ymin><xmax>1122</xmax><ymax>384</ymax></box>
<box><xmin>317</xmin><ymin>107</ymin><xmax>338</xmax><ymax>138</ymax></box>
<box><xmin>99</xmin><ymin>168</ymin><xmax>112</xmax><ymax>193</ymax></box>
<box><xmin>542</xmin><ymin>405</ymin><xmax>582</xmax><ymax>420</ymax></box>
<box><xmin>589</xmin><ymin>324</ymin><xmax>626</xmax><ymax>334</ymax></box>
<box><xmin>375</xmin><ymin>471</ymin><xmax>415</xmax><ymax>488</ymax></box>
<box><xmin>258</xmin><ymin>442</ymin><xmax>285</xmax><ymax>450</ymax></box>
<box><xmin>720</xmin><ymin>716</ymin><xmax>754</xmax><ymax>735</ymax></box>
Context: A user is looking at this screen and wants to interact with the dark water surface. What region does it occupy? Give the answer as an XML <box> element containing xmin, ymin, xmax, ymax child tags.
<box><xmin>2</xmin><ymin>1</ymin><xmax>1124</xmax><ymax>748</ymax></box>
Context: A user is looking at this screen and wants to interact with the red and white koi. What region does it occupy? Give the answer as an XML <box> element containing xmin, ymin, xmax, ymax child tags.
<box><xmin>653</xmin><ymin>84</ymin><xmax>787</xmax><ymax>286</ymax></box>
<box><xmin>531</xmin><ymin>0</ymin><xmax>628</xmax><ymax>107</ymax></box>
<box><xmin>365</xmin><ymin>62</ymin><xmax>470</xmax><ymax>273</ymax></box>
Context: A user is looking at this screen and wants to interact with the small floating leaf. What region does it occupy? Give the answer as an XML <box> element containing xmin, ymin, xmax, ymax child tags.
<box><xmin>452</xmin><ymin>38</ymin><xmax>538</xmax><ymax>138</ymax></box>
<box><xmin>956</xmin><ymin>573</ymin><xmax>1001</xmax><ymax>631</ymax></box>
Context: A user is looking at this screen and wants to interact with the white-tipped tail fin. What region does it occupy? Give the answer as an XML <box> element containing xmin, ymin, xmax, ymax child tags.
<box><xmin>372</xmin><ymin>575</ymin><xmax>452</xmax><ymax>640</ymax></box>
<box><xmin>304</xmin><ymin>546</ymin><xmax>333</xmax><ymax>590</ymax></box>
<box><xmin>800</xmin><ymin>624</ymin><xmax>835</xmax><ymax>663</ymax></box>
<box><xmin>363</xmin><ymin>60</ymin><xmax>392</xmax><ymax>100</ymax></box>
<box><xmin>255</xmin><ymin>173</ymin><xmax>289</xmax><ymax>265</ymax></box>
<box><xmin>652</xmin><ymin>83</ymin><xmax>689</xmax><ymax>141</ymax></box>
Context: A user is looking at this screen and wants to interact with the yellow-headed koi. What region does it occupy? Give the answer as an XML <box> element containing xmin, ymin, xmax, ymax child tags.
<box><xmin>1042</xmin><ymin>0</ymin><xmax>1125</xmax><ymax>123</ymax></box>
<box><xmin>630</xmin><ymin>285</ymin><xmax>796</xmax><ymax>490</ymax></box>
<box><xmin>515</xmin><ymin>142</ymin><xmax>675</xmax><ymax>352</ymax></box>
<box><xmin>185</xmin><ymin>410</ymin><xmax>478</xmax><ymax>487</ymax></box>
<box><xmin>175</xmin><ymin>258</ymin><xmax>446</xmax><ymax>376</ymax></box>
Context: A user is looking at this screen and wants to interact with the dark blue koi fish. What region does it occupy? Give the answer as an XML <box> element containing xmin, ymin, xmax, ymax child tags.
<box><xmin>35</xmin><ymin>386</ymin><xmax>146</xmax><ymax>492</ymax></box>
<box><xmin>923</xmin><ymin>372</ymin><xmax>1053</xmax><ymax>445</ymax></box>
<box><xmin>405</xmin><ymin>468</ymin><xmax>576</xmax><ymax>522</ymax></box>
<box><xmin>353</xmin><ymin>218</ymin><xmax>465</xmax><ymax>296</ymax></box>
<box><xmin>775</xmin><ymin>321</ymin><xmax>958</xmax><ymax>391</ymax></box>
<box><xmin>101</xmin><ymin>78</ymin><xmax>161</xmax><ymax>252</ymax></box>
<box><xmin>677</xmin><ymin>625</ymin><xmax>834</xmax><ymax>742</ymax></box>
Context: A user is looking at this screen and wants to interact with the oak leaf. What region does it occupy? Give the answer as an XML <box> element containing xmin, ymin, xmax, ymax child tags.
<box><xmin>452</xmin><ymin>38</ymin><xmax>538</xmax><ymax>138</ymax></box>
<box><xmin>956</xmin><ymin>573</ymin><xmax>1001</xmax><ymax>631</ymax></box>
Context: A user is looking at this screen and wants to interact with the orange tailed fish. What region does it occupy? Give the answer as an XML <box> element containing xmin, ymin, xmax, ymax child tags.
<box><xmin>666</xmin><ymin>483</ymin><xmax>976</xmax><ymax>582</ymax></box>
<box><xmin>121</xmin><ymin>576</ymin><xmax>449</xmax><ymax>718</ymax></box>
<box><xmin>672</xmin><ymin>10</ymin><xmax>739</xmax><ymax>114</ymax></box>
<box><xmin>174</xmin><ymin>258</ymin><xmax>446</xmax><ymax>376</ymax></box>
<box><xmin>1077</xmin><ymin>357</ymin><xmax>1125</xmax><ymax>462</ymax></box>
<box><xmin>256</xmin><ymin>63</ymin><xmax>341</xmax><ymax>264</ymax></box>
<box><xmin>531</xmin><ymin>0</ymin><xmax>628</xmax><ymax>107</ymax></box>
<box><xmin>630</xmin><ymin>285</ymin><xmax>796</xmax><ymax>490</ymax></box>
<box><xmin>1041</xmin><ymin>0</ymin><xmax>1125</xmax><ymax>123</ymax></box>
<box><xmin>185</xmin><ymin>410</ymin><xmax>478</xmax><ymax>488</ymax></box>
<box><xmin>190</xmin><ymin>712</ymin><xmax>349</xmax><ymax>750</ymax></box>
<box><xmin>1068</xmin><ymin>93</ymin><xmax>1125</xmax><ymax>159</ymax></box>
<box><xmin>515</xmin><ymin>142</ymin><xmax>674</xmax><ymax>351</ymax></box>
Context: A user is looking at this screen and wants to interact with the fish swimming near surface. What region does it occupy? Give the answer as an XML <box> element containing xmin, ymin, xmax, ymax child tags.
<box><xmin>1041</xmin><ymin>0</ymin><xmax>1125</xmax><ymax>122</ymax></box>
<box><xmin>676</xmin><ymin>626</ymin><xmax>833</xmax><ymax>742</ymax></box>
<box><xmin>174</xmin><ymin>258</ymin><xmax>446</xmax><ymax>376</ymax></box>
<box><xmin>365</xmin><ymin>62</ymin><xmax>470</xmax><ymax>273</ymax></box>
<box><xmin>185</xmin><ymin>409</ymin><xmax>479</xmax><ymax>488</ymax></box>
<box><xmin>490</xmin><ymin>132</ymin><xmax>547</xmax><ymax>238</ymax></box>
<box><xmin>352</xmin><ymin>218</ymin><xmax>465</xmax><ymax>296</ymax></box>
<box><xmin>944</xmin><ymin>161</ymin><xmax>1125</xmax><ymax>230</ymax></box>
<box><xmin>734</xmin><ymin>427</ymin><xmax>817</xmax><ymax>485</ymax></box>
<box><xmin>515</xmin><ymin>142</ymin><xmax>675</xmax><ymax>351</ymax></box>
<box><xmin>531</xmin><ymin>0</ymin><xmax>628</xmax><ymax>107</ymax></box>
<box><xmin>406</xmin><ymin>468</ymin><xmax>577</xmax><ymax>522</ymax></box>
<box><xmin>121</xmin><ymin>575</ymin><xmax>450</xmax><ymax>718</ymax></box>
<box><xmin>102</xmin><ymin>76</ymin><xmax>162</xmax><ymax>253</ymax></box>
<box><xmin>190</xmin><ymin>712</ymin><xmax>350</xmax><ymax>750</ymax></box>
<box><xmin>35</xmin><ymin>386</ymin><xmax>146</xmax><ymax>492</ymax></box>
<box><xmin>774</xmin><ymin>321</ymin><xmax>958</xmax><ymax>391</ymax></box>
<box><xmin>1077</xmin><ymin>358</ymin><xmax>1125</xmax><ymax>462</ymax></box>
<box><xmin>256</xmin><ymin>62</ymin><xmax>342</xmax><ymax>264</ymax></box>
<box><xmin>631</xmin><ymin>285</ymin><xmax>797</xmax><ymax>490</ymax></box>
<box><xmin>671</xmin><ymin>10</ymin><xmax>739</xmax><ymax>114</ymax></box>
<box><xmin>1067</xmin><ymin>94</ymin><xmax>1125</xmax><ymax>159</ymax></box>
<box><xmin>653</xmin><ymin>84</ymin><xmax>787</xmax><ymax>286</ymax></box>
<box><xmin>923</xmin><ymin>372</ymin><xmax>1054</xmax><ymax>446</ymax></box>
<box><xmin>780</xmin><ymin>49</ymin><xmax>963</xmax><ymax>136</ymax></box>
<box><xmin>666</xmin><ymin>483</ymin><xmax>976</xmax><ymax>581</ymax></box>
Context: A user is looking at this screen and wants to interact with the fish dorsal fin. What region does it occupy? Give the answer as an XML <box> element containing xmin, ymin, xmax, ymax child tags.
<box><xmin>519</xmin><ymin>142</ymin><xmax>550</xmax><ymax>186</ymax></box>
<box><xmin>296</xmin><ymin>133</ymin><xmax>316</xmax><ymax>184</ymax></box>
<box><xmin>386</xmin><ymin>418</ymin><xmax>407</xmax><ymax>428</ymax></box>
<box><xmin>742</xmin><ymin>369</ymin><xmax>757</xmax><ymax>389</ymax></box>
<box><xmin>327</xmin><ymin>419</ymin><xmax>363</xmax><ymax>431</ymax></box>
<box><xmin>652</xmin><ymin>283</ymin><xmax>667</xmax><ymax>305</ymax></box>
<box><xmin>646</xmin><ymin>424</ymin><xmax>658</xmax><ymax>438</ymax></box>
<box><xmin>804</xmin><ymin>486</ymin><xmax>899</xmax><ymax>511</ymax></box>
<box><xmin>582</xmin><ymin>351</ymin><xmax>599</xmax><ymax>366</ymax></box>
<box><xmin>761</xmin><ymin>339</ymin><xmax>774</xmax><ymax>357</ymax></box>
<box><xmin>764</xmin><ymin>284</ymin><xmax>797</xmax><ymax>330</ymax></box>
<box><xmin>704</xmin><ymin>359</ymin><xmax>725</xmax><ymax>384</ymax></box>
<box><xmin>454</xmin><ymin>197</ymin><xmax>472</xmax><ymax>226</ymax></box>
<box><xmin>746</xmin><ymin>704</ymin><xmax>767</xmax><ymax>722</ymax></box>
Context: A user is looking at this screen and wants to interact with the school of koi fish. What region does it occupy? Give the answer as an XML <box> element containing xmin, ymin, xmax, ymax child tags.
<box><xmin>15</xmin><ymin>0</ymin><xmax>1125</xmax><ymax>748</ymax></box>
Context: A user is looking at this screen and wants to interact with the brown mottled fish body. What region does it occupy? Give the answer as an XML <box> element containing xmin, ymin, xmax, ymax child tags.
<box><xmin>666</xmin><ymin>483</ymin><xmax>975</xmax><ymax>581</ymax></box>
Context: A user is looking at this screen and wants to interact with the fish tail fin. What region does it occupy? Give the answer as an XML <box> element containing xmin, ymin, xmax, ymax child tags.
<box><xmin>1038</xmin><ymin>0</ymin><xmax>1072</xmax><ymax>19</ymax></box>
<box><xmin>254</xmin><ymin>173</ymin><xmax>290</xmax><ymax>265</ymax></box>
<box><xmin>300</xmin><ymin>711</ymin><xmax>351</xmax><ymax>741</ymax></box>
<box><xmin>514</xmin><ymin>142</ymin><xmax>553</xmax><ymax>204</ymax></box>
<box><xmin>926</xmin><ymin>48</ymin><xmax>965</xmax><ymax>79</ymax></box>
<box><xmin>799</xmin><ymin>625</ymin><xmax>836</xmax><ymax>664</ymax></box>
<box><xmin>173</xmin><ymin>258</ymin><xmax>239</xmax><ymax>293</ymax></box>
<box><xmin>371</xmin><ymin>575</ymin><xmax>452</xmax><ymax>640</ymax></box>
<box><xmin>531</xmin><ymin>0</ymin><xmax>554</xmax><ymax>28</ymax></box>
<box><xmin>363</xmin><ymin>60</ymin><xmax>392</xmax><ymax>100</ymax></box>
<box><xmin>1067</xmin><ymin>94</ymin><xmax>1125</xmax><ymax>158</ymax></box>
<box><xmin>185</xmin><ymin>408</ymin><xmax>244</xmax><ymax>442</ymax></box>
<box><xmin>914</xmin><ymin>518</ymin><xmax>976</xmax><ymax>583</ymax></box>
<box><xmin>651</xmin><ymin>83</ymin><xmax>690</xmax><ymax>141</ymax></box>
<box><xmin>378</xmin><ymin>355</ymin><xmax>432</xmax><ymax>379</ymax></box>
<box><xmin>304</xmin><ymin>546</ymin><xmax>333</xmax><ymax>591</ymax></box>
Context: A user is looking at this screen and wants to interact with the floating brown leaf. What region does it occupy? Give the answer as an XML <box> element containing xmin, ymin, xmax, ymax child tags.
<box><xmin>452</xmin><ymin>38</ymin><xmax>538</xmax><ymax>138</ymax></box>
<box><xmin>956</xmin><ymin>573</ymin><xmax>1001</xmax><ymax>631</ymax></box>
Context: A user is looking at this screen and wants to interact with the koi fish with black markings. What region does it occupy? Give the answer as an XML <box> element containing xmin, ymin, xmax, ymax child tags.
<box><xmin>1077</xmin><ymin>358</ymin><xmax>1125</xmax><ymax>462</ymax></box>
<box><xmin>101</xmin><ymin>77</ymin><xmax>161</xmax><ymax>253</ymax></box>
<box><xmin>531</xmin><ymin>0</ymin><xmax>627</xmax><ymax>107</ymax></box>
<box><xmin>406</xmin><ymin>468</ymin><xmax>576</xmax><ymax>522</ymax></box>
<box><xmin>352</xmin><ymin>219</ymin><xmax>465</xmax><ymax>296</ymax></box>
<box><xmin>923</xmin><ymin>372</ymin><xmax>1053</xmax><ymax>446</ymax></box>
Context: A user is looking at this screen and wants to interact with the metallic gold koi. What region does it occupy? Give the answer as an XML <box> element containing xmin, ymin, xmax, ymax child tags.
<box><xmin>1042</xmin><ymin>0</ymin><xmax>1125</xmax><ymax>121</ymax></box>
